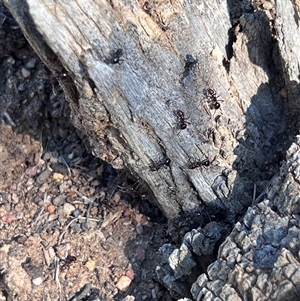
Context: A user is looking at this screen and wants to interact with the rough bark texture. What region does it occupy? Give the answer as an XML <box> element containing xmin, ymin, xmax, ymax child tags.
<box><xmin>3</xmin><ymin>0</ymin><xmax>300</xmax><ymax>300</ymax></box>
<box><xmin>167</xmin><ymin>135</ymin><xmax>300</xmax><ymax>300</ymax></box>
<box><xmin>3</xmin><ymin>0</ymin><xmax>293</xmax><ymax>222</ymax></box>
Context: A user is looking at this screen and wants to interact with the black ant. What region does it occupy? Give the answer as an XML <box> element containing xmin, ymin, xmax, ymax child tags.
<box><xmin>149</xmin><ymin>157</ymin><xmax>171</xmax><ymax>171</ymax></box>
<box><xmin>111</xmin><ymin>49</ymin><xmax>123</xmax><ymax>64</ymax></box>
<box><xmin>206</xmin><ymin>88</ymin><xmax>223</xmax><ymax>109</ymax></box>
<box><xmin>187</xmin><ymin>158</ymin><xmax>210</xmax><ymax>169</ymax></box>
<box><xmin>60</xmin><ymin>254</ymin><xmax>76</xmax><ymax>272</ymax></box>
<box><xmin>174</xmin><ymin>109</ymin><xmax>189</xmax><ymax>130</ymax></box>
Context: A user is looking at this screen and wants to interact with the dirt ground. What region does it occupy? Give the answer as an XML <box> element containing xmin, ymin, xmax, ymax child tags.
<box><xmin>0</xmin><ymin>2</ymin><xmax>174</xmax><ymax>300</ymax></box>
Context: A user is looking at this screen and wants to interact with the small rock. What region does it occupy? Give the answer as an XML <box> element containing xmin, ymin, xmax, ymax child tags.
<box><xmin>36</xmin><ymin>169</ymin><xmax>51</xmax><ymax>185</ymax></box>
<box><xmin>42</xmin><ymin>152</ymin><xmax>51</xmax><ymax>161</ymax></box>
<box><xmin>1</xmin><ymin>214</ymin><xmax>18</xmax><ymax>223</ymax></box>
<box><xmin>51</xmin><ymin>163</ymin><xmax>68</xmax><ymax>175</ymax></box>
<box><xmin>123</xmin><ymin>208</ymin><xmax>132</xmax><ymax>217</ymax></box>
<box><xmin>72</xmin><ymin>208</ymin><xmax>82</xmax><ymax>217</ymax></box>
<box><xmin>121</xmin><ymin>296</ymin><xmax>135</xmax><ymax>301</ymax></box>
<box><xmin>47</xmin><ymin>213</ymin><xmax>58</xmax><ymax>222</ymax></box>
<box><xmin>126</xmin><ymin>269</ymin><xmax>135</xmax><ymax>280</ymax></box>
<box><xmin>151</xmin><ymin>289</ymin><xmax>157</xmax><ymax>299</ymax></box>
<box><xmin>39</xmin><ymin>182</ymin><xmax>49</xmax><ymax>193</ymax></box>
<box><xmin>136</xmin><ymin>246</ymin><xmax>146</xmax><ymax>261</ymax></box>
<box><xmin>47</xmin><ymin>205</ymin><xmax>56</xmax><ymax>214</ymax></box>
<box><xmin>63</xmin><ymin>203</ymin><xmax>76</xmax><ymax>216</ymax></box>
<box><xmin>26</xmin><ymin>58</ymin><xmax>38</xmax><ymax>69</ymax></box>
<box><xmin>85</xmin><ymin>260</ymin><xmax>96</xmax><ymax>272</ymax></box>
<box><xmin>21</xmin><ymin>67</ymin><xmax>31</xmax><ymax>78</ymax></box>
<box><xmin>32</xmin><ymin>277</ymin><xmax>43</xmax><ymax>286</ymax></box>
<box><xmin>136</xmin><ymin>224</ymin><xmax>143</xmax><ymax>235</ymax></box>
<box><xmin>52</xmin><ymin>195</ymin><xmax>66</xmax><ymax>206</ymax></box>
<box><xmin>17</xmin><ymin>83</ymin><xmax>26</xmax><ymax>91</ymax></box>
<box><xmin>107</xmin><ymin>236</ymin><xmax>120</xmax><ymax>246</ymax></box>
<box><xmin>101</xmin><ymin>242</ymin><xmax>110</xmax><ymax>251</ymax></box>
<box><xmin>7</xmin><ymin>56</ymin><xmax>15</xmax><ymax>64</ymax></box>
<box><xmin>53</xmin><ymin>172</ymin><xmax>64</xmax><ymax>181</ymax></box>
<box><xmin>135</xmin><ymin>214</ymin><xmax>143</xmax><ymax>223</ymax></box>
<box><xmin>25</xmin><ymin>166</ymin><xmax>37</xmax><ymax>176</ymax></box>
<box><xmin>113</xmin><ymin>192</ymin><xmax>121</xmax><ymax>202</ymax></box>
<box><xmin>116</xmin><ymin>275</ymin><xmax>132</xmax><ymax>292</ymax></box>
<box><xmin>11</xmin><ymin>193</ymin><xmax>18</xmax><ymax>203</ymax></box>
<box><xmin>90</xmin><ymin>179</ymin><xmax>101</xmax><ymax>186</ymax></box>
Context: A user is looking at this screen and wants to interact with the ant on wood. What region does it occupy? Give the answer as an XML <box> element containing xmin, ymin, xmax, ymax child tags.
<box><xmin>206</xmin><ymin>88</ymin><xmax>223</xmax><ymax>109</ymax></box>
<box><xmin>174</xmin><ymin>109</ymin><xmax>189</xmax><ymax>130</ymax></box>
<box><xmin>111</xmin><ymin>49</ymin><xmax>123</xmax><ymax>64</ymax></box>
<box><xmin>60</xmin><ymin>254</ymin><xmax>76</xmax><ymax>272</ymax></box>
<box><xmin>149</xmin><ymin>157</ymin><xmax>171</xmax><ymax>171</ymax></box>
<box><xmin>187</xmin><ymin>156</ymin><xmax>216</xmax><ymax>170</ymax></box>
<box><xmin>187</xmin><ymin>158</ymin><xmax>210</xmax><ymax>169</ymax></box>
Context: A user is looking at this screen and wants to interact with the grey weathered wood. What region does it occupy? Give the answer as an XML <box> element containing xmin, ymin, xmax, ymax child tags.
<box><xmin>157</xmin><ymin>1</ymin><xmax>300</xmax><ymax>299</ymax></box>
<box><xmin>3</xmin><ymin>0</ymin><xmax>294</xmax><ymax>223</ymax></box>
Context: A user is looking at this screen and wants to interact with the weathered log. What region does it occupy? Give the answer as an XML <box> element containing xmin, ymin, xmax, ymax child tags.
<box><xmin>156</xmin><ymin>1</ymin><xmax>300</xmax><ymax>299</ymax></box>
<box><xmin>4</xmin><ymin>0</ymin><xmax>300</xmax><ymax>300</ymax></box>
<box><xmin>4</xmin><ymin>0</ymin><xmax>294</xmax><ymax>223</ymax></box>
<box><xmin>165</xmin><ymin>135</ymin><xmax>300</xmax><ymax>300</ymax></box>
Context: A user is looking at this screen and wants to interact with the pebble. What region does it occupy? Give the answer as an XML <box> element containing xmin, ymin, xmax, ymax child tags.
<box><xmin>32</xmin><ymin>277</ymin><xmax>43</xmax><ymax>286</ymax></box>
<box><xmin>126</xmin><ymin>269</ymin><xmax>135</xmax><ymax>280</ymax></box>
<box><xmin>25</xmin><ymin>166</ymin><xmax>37</xmax><ymax>176</ymax></box>
<box><xmin>47</xmin><ymin>214</ymin><xmax>58</xmax><ymax>222</ymax></box>
<box><xmin>116</xmin><ymin>275</ymin><xmax>132</xmax><ymax>292</ymax></box>
<box><xmin>113</xmin><ymin>192</ymin><xmax>121</xmax><ymax>202</ymax></box>
<box><xmin>6</xmin><ymin>56</ymin><xmax>15</xmax><ymax>64</ymax></box>
<box><xmin>136</xmin><ymin>246</ymin><xmax>146</xmax><ymax>261</ymax></box>
<box><xmin>36</xmin><ymin>169</ymin><xmax>51</xmax><ymax>185</ymax></box>
<box><xmin>50</xmin><ymin>163</ymin><xmax>68</xmax><ymax>175</ymax></box>
<box><xmin>121</xmin><ymin>297</ymin><xmax>135</xmax><ymax>301</ymax></box>
<box><xmin>90</xmin><ymin>179</ymin><xmax>101</xmax><ymax>186</ymax></box>
<box><xmin>123</xmin><ymin>208</ymin><xmax>132</xmax><ymax>217</ymax></box>
<box><xmin>42</xmin><ymin>152</ymin><xmax>51</xmax><ymax>161</ymax></box>
<box><xmin>101</xmin><ymin>242</ymin><xmax>110</xmax><ymax>251</ymax></box>
<box><xmin>136</xmin><ymin>224</ymin><xmax>143</xmax><ymax>235</ymax></box>
<box><xmin>26</xmin><ymin>58</ymin><xmax>38</xmax><ymax>69</ymax></box>
<box><xmin>47</xmin><ymin>205</ymin><xmax>56</xmax><ymax>214</ymax></box>
<box><xmin>85</xmin><ymin>260</ymin><xmax>96</xmax><ymax>272</ymax></box>
<box><xmin>72</xmin><ymin>208</ymin><xmax>82</xmax><ymax>217</ymax></box>
<box><xmin>1</xmin><ymin>214</ymin><xmax>18</xmax><ymax>223</ymax></box>
<box><xmin>39</xmin><ymin>182</ymin><xmax>49</xmax><ymax>193</ymax></box>
<box><xmin>151</xmin><ymin>288</ymin><xmax>157</xmax><ymax>299</ymax></box>
<box><xmin>53</xmin><ymin>172</ymin><xmax>64</xmax><ymax>181</ymax></box>
<box><xmin>89</xmin><ymin>187</ymin><xmax>95</xmax><ymax>195</ymax></box>
<box><xmin>21</xmin><ymin>67</ymin><xmax>31</xmax><ymax>78</ymax></box>
<box><xmin>107</xmin><ymin>236</ymin><xmax>120</xmax><ymax>246</ymax></box>
<box><xmin>52</xmin><ymin>195</ymin><xmax>66</xmax><ymax>206</ymax></box>
<box><xmin>11</xmin><ymin>193</ymin><xmax>18</xmax><ymax>203</ymax></box>
<box><xmin>63</xmin><ymin>203</ymin><xmax>76</xmax><ymax>216</ymax></box>
<box><xmin>59</xmin><ymin>182</ymin><xmax>69</xmax><ymax>193</ymax></box>
<box><xmin>17</xmin><ymin>83</ymin><xmax>26</xmax><ymax>91</ymax></box>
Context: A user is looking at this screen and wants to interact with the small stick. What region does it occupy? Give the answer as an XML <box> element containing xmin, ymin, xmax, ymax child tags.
<box><xmin>59</xmin><ymin>156</ymin><xmax>71</xmax><ymax>177</ymax></box>
<box><xmin>2</xmin><ymin>112</ymin><xmax>16</xmax><ymax>127</ymax></box>
<box><xmin>75</xmin><ymin>190</ymin><xmax>94</xmax><ymax>229</ymax></box>
<box><xmin>58</xmin><ymin>217</ymin><xmax>79</xmax><ymax>245</ymax></box>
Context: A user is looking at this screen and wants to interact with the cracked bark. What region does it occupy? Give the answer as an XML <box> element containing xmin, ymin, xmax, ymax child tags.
<box><xmin>3</xmin><ymin>1</ymin><xmax>300</xmax><ymax>298</ymax></box>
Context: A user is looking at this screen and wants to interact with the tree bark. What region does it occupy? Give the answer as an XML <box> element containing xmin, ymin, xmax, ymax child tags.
<box><xmin>3</xmin><ymin>0</ymin><xmax>297</xmax><ymax>224</ymax></box>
